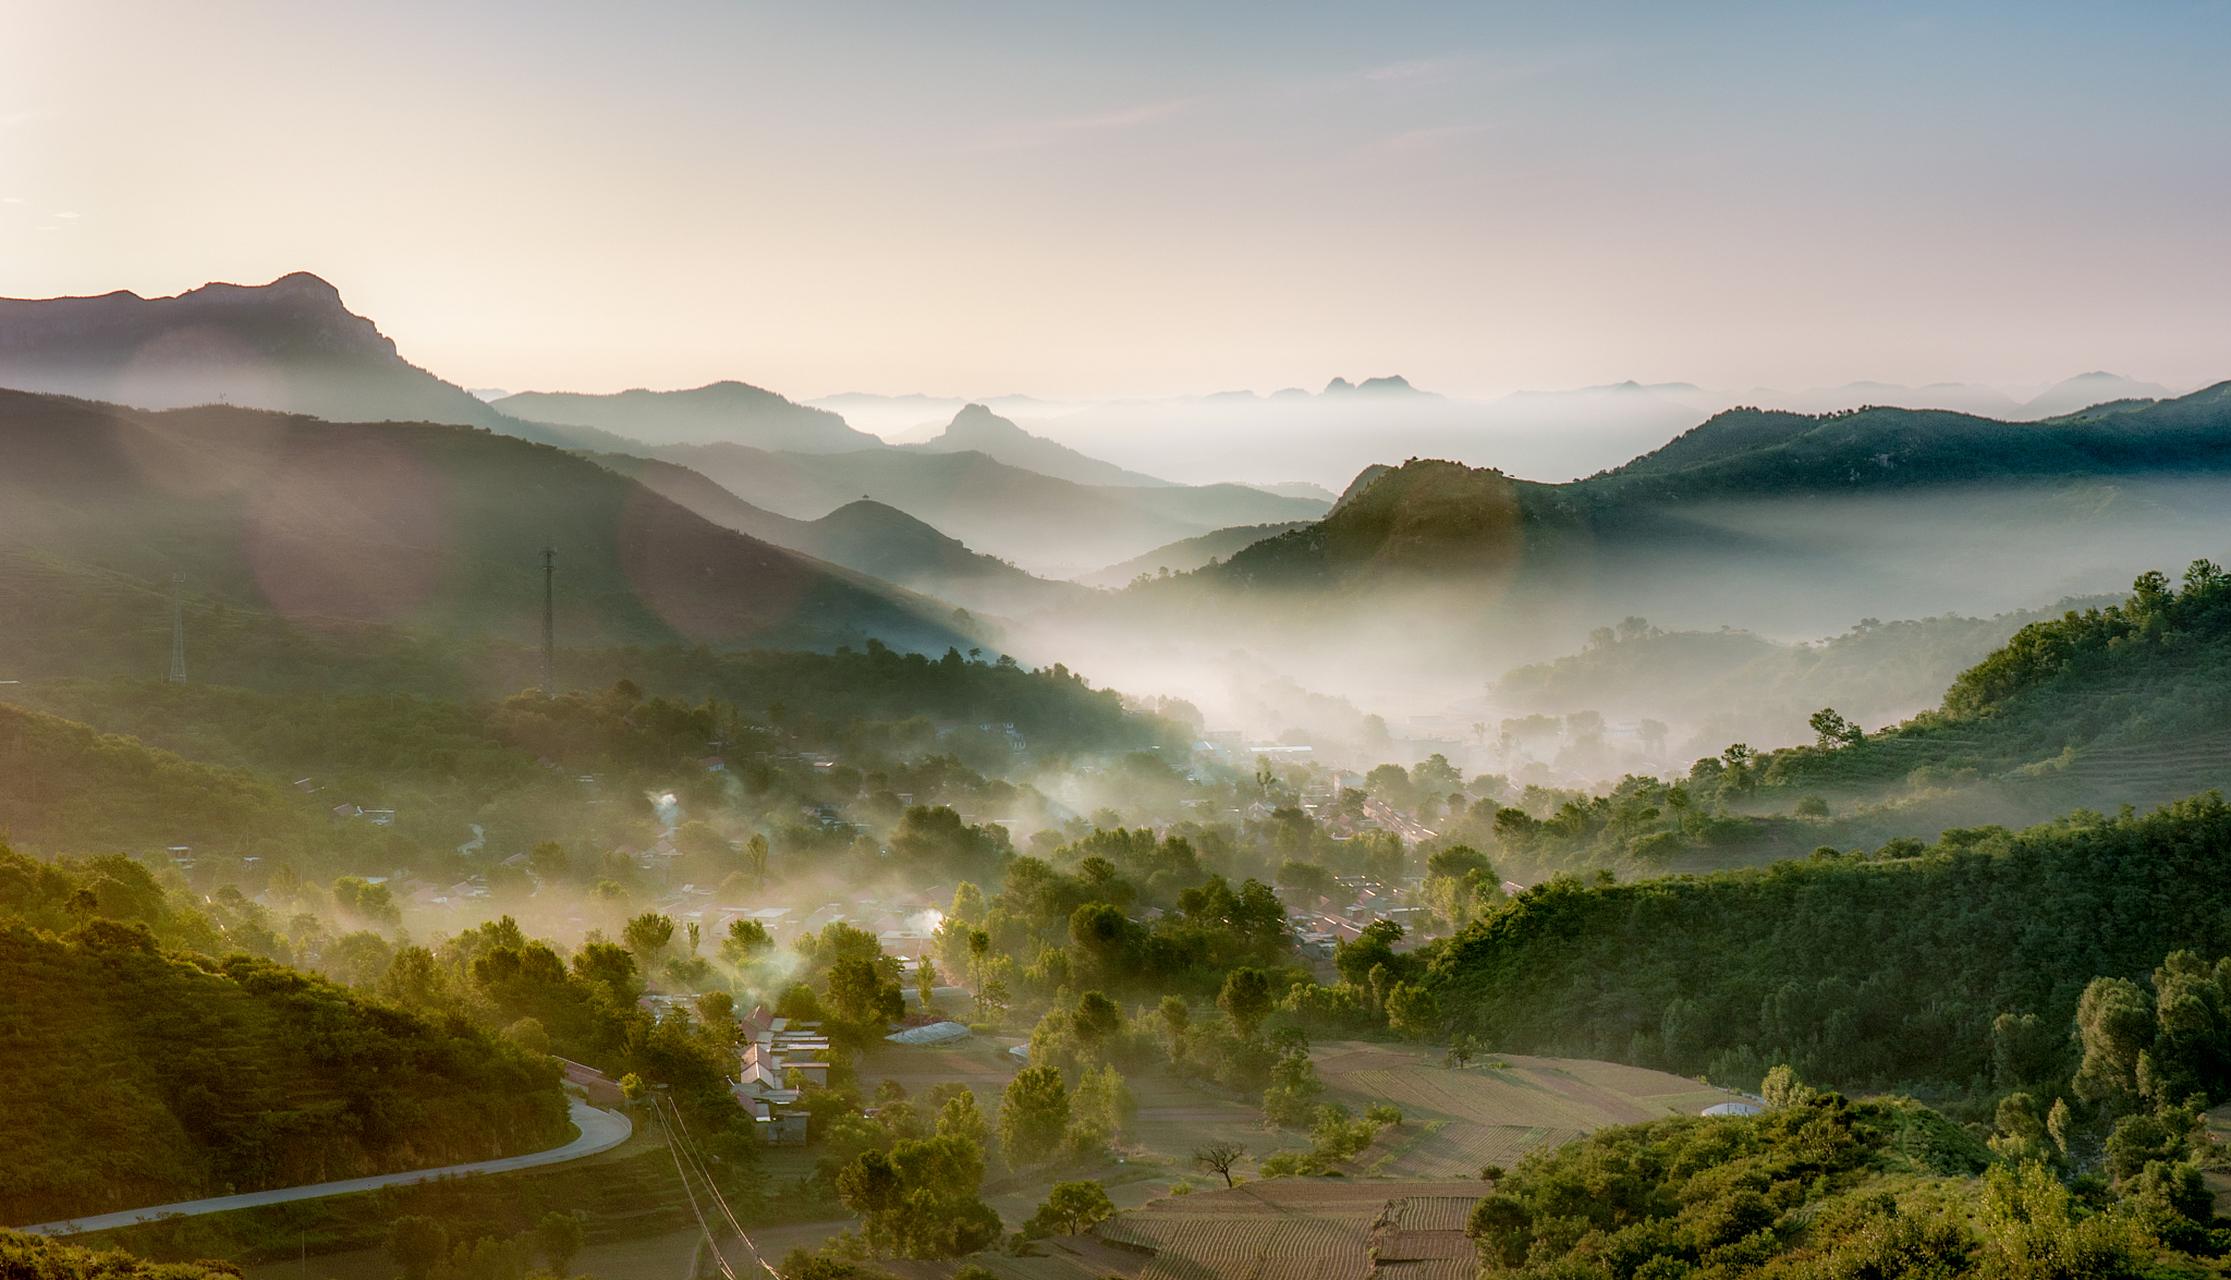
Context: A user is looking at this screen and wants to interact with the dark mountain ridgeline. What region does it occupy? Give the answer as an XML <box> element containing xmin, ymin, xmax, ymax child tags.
<box><xmin>1593</xmin><ymin>381</ymin><xmax>2231</xmax><ymax>498</ymax></box>
<box><xmin>0</xmin><ymin>272</ymin><xmax>628</xmax><ymax>454</ymax></box>
<box><xmin>652</xmin><ymin>439</ymin><xmax>1328</xmax><ymax>572</ymax></box>
<box><xmin>597</xmin><ymin>453</ymin><xmax>1087</xmax><ymax>616</ymax></box>
<box><xmin>1206</xmin><ymin>382</ymin><xmax>2231</xmax><ymax>592</ymax></box>
<box><xmin>0</xmin><ymin>388</ymin><xmax>974</xmax><ymax>667</ymax></box>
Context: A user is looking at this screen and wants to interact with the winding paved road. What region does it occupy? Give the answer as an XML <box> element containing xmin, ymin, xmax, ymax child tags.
<box><xmin>17</xmin><ymin>1099</ymin><xmax>632</xmax><ymax>1237</ymax></box>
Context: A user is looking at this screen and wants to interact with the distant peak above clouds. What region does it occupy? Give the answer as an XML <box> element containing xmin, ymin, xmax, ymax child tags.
<box><xmin>1323</xmin><ymin>374</ymin><xmax>1432</xmax><ymax>397</ymax></box>
<box><xmin>905</xmin><ymin>403</ymin><xmax>1173</xmax><ymax>487</ymax></box>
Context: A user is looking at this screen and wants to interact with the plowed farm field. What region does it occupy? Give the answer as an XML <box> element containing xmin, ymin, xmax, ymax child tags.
<box><xmin>1313</xmin><ymin>1042</ymin><xmax>1748</xmax><ymax>1179</ymax></box>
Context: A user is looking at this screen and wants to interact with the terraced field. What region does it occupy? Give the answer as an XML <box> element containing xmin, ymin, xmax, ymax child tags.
<box><xmin>1096</xmin><ymin>1179</ymin><xmax>1484</xmax><ymax>1280</ymax></box>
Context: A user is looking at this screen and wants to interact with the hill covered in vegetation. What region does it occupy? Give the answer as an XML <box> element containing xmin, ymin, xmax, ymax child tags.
<box><xmin>1425</xmin><ymin>793</ymin><xmax>2231</xmax><ymax>1096</ymax></box>
<box><xmin>0</xmin><ymin>701</ymin><xmax>313</xmax><ymax>853</ymax></box>
<box><xmin>1204</xmin><ymin>381</ymin><xmax>2231</xmax><ymax>596</ymax></box>
<box><xmin>0</xmin><ymin>871</ymin><xmax>566</xmax><ymax>1225</ymax></box>
<box><xmin>0</xmin><ymin>387</ymin><xmax>974</xmax><ymax>665</ymax></box>
<box><xmin>1732</xmin><ymin>560</ymin><xmax>2231</xmax><ymax>818</ymax></box>
<box><xmin>0</xmin><ymin>1228</ymin><xmax>247</xmax><ymax>1279</ymax></box>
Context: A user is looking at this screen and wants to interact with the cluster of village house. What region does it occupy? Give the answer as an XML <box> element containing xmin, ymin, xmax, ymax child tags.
<box><xmin>726</xmin><ymin>1004</ymin><xmax>829</xmax><ymax>1143</ymax></box>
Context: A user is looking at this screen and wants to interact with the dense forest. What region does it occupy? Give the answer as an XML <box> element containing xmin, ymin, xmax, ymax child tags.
<box><xmin>0</xmin><ymin>852</ymin><xmax>567</xmax><ymax>1225</ymax></box>
<box><xmin>1465</xmin><ymin>1082</ymin><xmax>2224</xmax><ymax>1279</ymax></box>
<box><xmin>0</xmin><ymin>1227</ymin><xmax>246</xmax><ymax>1280</ymax></box>
<box><xmin>1425</xmin><ymin>793</ymin><xmax>2231</xmax><ymax>1099</ymax></box>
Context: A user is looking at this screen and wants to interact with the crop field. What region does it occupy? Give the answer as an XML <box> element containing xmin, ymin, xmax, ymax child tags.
<box><xmin>1313</xmin><ymin>1042</ymin><xmax>1748</xmax><ymax>1178</ymax></box>
<box><xmin>1088</xmin><ymin>1179</ymin><xmax>1484</xmax><ymax>1280</ymax></box>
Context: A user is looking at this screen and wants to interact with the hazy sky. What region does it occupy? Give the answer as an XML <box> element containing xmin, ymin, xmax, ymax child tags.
<box><xmin>4</xmin><ymin>0</ymin><xmax>2227</xmax><ymax>400</ymax></box>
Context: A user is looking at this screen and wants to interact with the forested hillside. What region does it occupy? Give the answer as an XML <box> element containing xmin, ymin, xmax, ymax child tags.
<box><xmin>1148</xmin><ymin>384</ymin><xmax>2231</xmax><ymax>659</ymax></box>
<box><xmin>1</xmin><ymin>1228</ymin><xmax>245</xmax><ymax>1279</ymax></box>
<box><xmin>0</xmin><ymin>388</ymin><xmax>973</xmax><ymax>668</ymax></box>
<box><xmin>0</xmin><ymin>889</ymin><xmax>566</xmax><ymax>1225</ymax></box>
<box><xmin>1426</xmin><ymin>793</ymin><xmax>2231</xmax><ymax>1096</ymax></box>
<box><xmin>1752</xmin><ymin>560</ymin><xmax>2231</xmax><ymax>815</ymax></box>
<box><xmin>0</xmin><ymin>702</ymin><xmax>312</xmax><ymax>852</ymax></box>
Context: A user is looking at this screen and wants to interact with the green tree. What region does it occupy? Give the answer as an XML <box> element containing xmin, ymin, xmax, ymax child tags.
<box><xmin>1072</xmin><ymin>990</ymin><xmax>1123</xmax><ymax>1058</ymax></box>
<box><xmin>1445</xmin><ymin>1032</ymin><xmax>1479</xmax><ymax>1069</ymax></box>
<box><xmin>1218</xmin><ymin>967</ymin><xmax>1275</xmax><ymax>1038</ymax></box>
<box><xmin>937</xmin><ymin>1089</ymin><xmax>989</xmax><ymax>1147</ymax></box>
<box><xmin>1028</xmin><ymin>1181</ymin><xmax>1116</xmax><ymax>1237</ymax></box>
<box><xmin>536</xmin><ymin>1212</ymin><xmax>583</xmax><ymax>1278</ymax></box>
<box><xmin>2073</xmin><ymin>977</ymin><xmax>2154</xmax><ymax>1112</ymax></box>
<box><xmin>1262</xmin><ymin>1049</ymin><xmax>1324</xmax><ymax>1127</ymax></box>
<box><xmin>746</xmin><ymin>832</ymin><xmax>769</xmax><ymax>890</ymax></box>
<box><xmin>386</xmin><ymin>1216</ymin><xmax>449</xmax><ymax>1280</ymax></box>
<box><xmin>837</xmin><ymin>1134</ymin><xmax>1001</xmax><ymax>1258</ymax></box>
<box><xmin>999</xmin><ymin>1066</ymin><xmax>1071</xmax><ymax>1169</ymax></box>
<box><xmin>719</xmin><ymin>918</ymin><xmax>773</xmax><ymax>966</ymax></box>
<box><xmin>622</xmin><ymin>912</ymin><xmax>675</xmax><ymax>961</ymax></box>
<box><xmin>828</xmin><ymin>956</ymin><xmax>905</xmax><ymax>1028</ymax></box>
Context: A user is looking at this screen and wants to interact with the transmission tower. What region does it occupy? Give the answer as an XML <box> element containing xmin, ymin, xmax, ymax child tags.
<box><xmin>540</xmin><ymin>546</ymin><xmax>557</xmax><ymax>699</ymax></box>
<box><xmin>168</xmin><ymin>574</ymin><xmax>187</xmax><ymax>682</ymax></box>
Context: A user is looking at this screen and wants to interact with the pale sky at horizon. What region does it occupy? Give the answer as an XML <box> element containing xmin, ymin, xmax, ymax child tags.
<box><xmin>3</xmin><ymin>0</ymin><xmax>2227</xmax><ymax>402</ymax></box>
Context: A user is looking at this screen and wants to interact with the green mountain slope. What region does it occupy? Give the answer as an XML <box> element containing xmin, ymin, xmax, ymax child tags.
<box><xmin>1216</xmin><ymin>382</ymin><xmax>2231</xmax><ymax>593</ymax></box>
<box><xmin>1075</xmin><ymin>520</ymin><xmax>1315</xmax><ymax>588</ymax></box>
<box><xmin>1592</xmin><ymin>379</ymin><xmax>2231</xmax><ymax>498</ymax></box>
<box><xmin>1426</xmin><ymin>793</ymin><xmax>2231</xmax><ymax>1095</ymax></box>
<box><xmin>0</xmin><ymin>875</ymin><xmax>565</xmax><ymax>1225</ymax></box>
<box><xmin>494</xmin><ymin>380</ymin><xmax>884</xmax><ymax>452</ymax></box>
<box><xmin>0</xmin><ymin>388</ymin><xmax>973</xmax><ymax>665</ymax></box>
<box><xmin>1755</xmin><ymin>561</ymin><xmax>2231</xmax><ymax>814</ymax></box>
<box><xmin>0</xmin><ymin>702</ymin><xmax>313</xmax><ymax>853</ymax></box>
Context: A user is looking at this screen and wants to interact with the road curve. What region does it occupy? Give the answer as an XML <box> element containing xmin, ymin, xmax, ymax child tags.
<box><xmin>17</xmin><ymin>1098</ymin><xmax>632</xmax><ymax>1237</ymax></box>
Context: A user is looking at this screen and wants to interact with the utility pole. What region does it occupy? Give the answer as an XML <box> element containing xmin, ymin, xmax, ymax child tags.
<box><xmin>168</xmin><ymin>574</ymin><xmax>187</xmax><ymax>682</ymax></box>
<box><xmin>541</xmin><ymin>546</ymin><xmax>557</xmax><ymax>699</ymax></box>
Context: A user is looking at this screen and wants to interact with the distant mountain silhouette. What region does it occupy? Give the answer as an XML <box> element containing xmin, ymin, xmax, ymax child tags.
<box><xmin>495</xmin><ymin>381</ymin><xmax>886</xmax><ymax>453</ymax></box>
<box><xmin>1204</xmin><ymin>381</ymin><xmax>2231</xmax><ymax>602</ymax></box>
<box><xmin>0</xmin><ymin>272</ymin><xmax>639</xmax><ymax>454</ymax></box>
<box><xmin>1322</xmin><ymin>375</ymin><xmax>1432</xmax><ymax>397</ymax></box>
<box><xmin>597</xmin><ymin>454</ymin><xmax>1087</xmax><ymax>616</ymax></box>
<box><xmin>0</xmin><ymin>388</ymin><xmax>974</xmax><ymax>675</ymax></box>
<box><xmin>904</xmin><ymin>404</ymin><xmax>1171</xmax><ymax>487</ymax></box>
<box><xmin>650</xmin><ymin>441</ymin><xmax>1328</xmax><ymax>574</ymax></box>
<box><xmin>2020</xmin><ymin>371</ymin><xmax>2176</xmax><ymax>420</ymax></box>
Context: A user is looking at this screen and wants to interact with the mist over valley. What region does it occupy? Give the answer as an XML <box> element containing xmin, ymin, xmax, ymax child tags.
<box><xmin>8</xmin><ymin>4</ymin><xmax>2231</xmax><ymax>1271</ymax></box>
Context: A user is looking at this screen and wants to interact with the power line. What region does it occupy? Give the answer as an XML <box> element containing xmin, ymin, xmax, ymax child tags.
<box><xmin>650</xmin><ymin>1099</ymin><xmax>738</xmax><ymax>1280</ymax></box>
<box><xmin>661</xmin><ymin>1096</ymin><xmax>782</xmax><ymax>1278</ymax></box>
